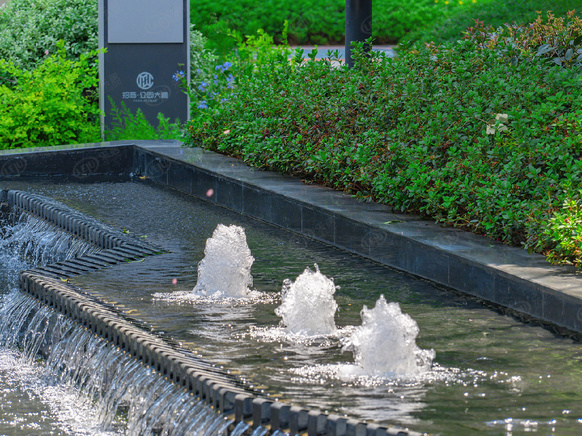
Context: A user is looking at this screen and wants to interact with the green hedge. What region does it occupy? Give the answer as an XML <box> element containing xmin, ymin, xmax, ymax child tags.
<box><xmin>406</xmin><ymin>0</ymin><xmax>582</xmax><ymax>44</ymax></box>
<box><xmin>191</xmin><ymin>0</ymin><xmax>581</xmax><ymax>46</ymax></box>
<box><xmin>184</xmin><ymin>12</ymin><xmax>582</xmax><ymax>267</ymax></box>
<box><xmin>191</xmin><ymin>0</ymin><xmax>472</xmax><ymax>45</ymax></box>
<box><xmin>0</xmin><ymin>0</ymin><xmax>98</xmax><ymax>70</ymax></box>
<box><xmin>0</xmin><ymin>42</ymin><xmax>101</xmax><ymax>148</ymax></box>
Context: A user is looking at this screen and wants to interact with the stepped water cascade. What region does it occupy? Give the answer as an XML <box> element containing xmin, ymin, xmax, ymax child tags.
<box><xmin>0</xmin><ymin>292</ymin><xmax>231</xmax><ymax>435</ymax></box>
<box><xmin>0</xmin><ymin>212</ymin><xmax>231</xmax><ymax>435</ymax></box>
<box><xmin>0</xmin><ymin>193</ymin><xmax>438</xmax><ymax>435</ymax></box>
<box><xmin>0</xmin><ymin>183</ymin><xmax>581</xmax><ymax>435</ymax></box>
<box><xmin>0</xmin><ymin>213</ymin><xmax>100</xmax><ymax>268</ymax></box>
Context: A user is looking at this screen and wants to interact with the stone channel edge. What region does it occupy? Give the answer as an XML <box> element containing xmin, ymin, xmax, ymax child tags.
<box><xmin>0</xmin><ymin>157</ymin><xmax>420</xmax><ymax>435</ymax></box>
<box><xmin>1</xmin><ymin>140</ymin><xmax>581</xmax><ymax>336</ymax></box>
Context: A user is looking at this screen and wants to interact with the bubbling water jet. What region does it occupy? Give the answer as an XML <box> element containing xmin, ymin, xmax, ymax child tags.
<box><xmin>192</xmin><ymin>224</ymin><xmax>254</xmax><ymax>298</ymax></box>
<box><xmin>344</xmin><ymin>295</ymin><xmax>435</xmax><ymax>377</ymax></box>
<box><xmin>275</xmin><ymin>264</ymin><xmax>338</xmax><ymax>336</ymax></box>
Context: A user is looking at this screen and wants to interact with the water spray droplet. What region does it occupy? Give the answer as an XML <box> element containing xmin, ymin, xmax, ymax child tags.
<box><xmin>192</xmin><ymin>224</ymin><xmax>254</xmax><ymax>298</ymax></box>
<box><xmin>275</xmin><ymin>264</ymin><xmax>338</xmax><ymax>336</ymax></box>
<box><xmin>344</xmin><ymin>295</ymin><xmax>435</xmax><ymax>377</ymax></box>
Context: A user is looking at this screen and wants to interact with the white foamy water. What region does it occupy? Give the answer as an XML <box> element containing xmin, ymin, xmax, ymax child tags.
<box><xmin>275</xmin><ymin>264</ymin><xmax>338</xmax><ymax>336</ymax></box>
<box><xmin>191</xmin><ymin>224</ymin><xmax>254</xmax><ymax>298</ymax></box>
<box><xmin>289</xmin><ymin>361</ymin><xmax>523</xmax><ymax>391</ymax></box>
<box><xmin>0</xmin><ymin>348</ymin><xmax>118</xmax><ymax>436</ymax></box>
<box><xmin>266</xmin><ymin>292</ymin><xmax>437</xmax><ymax>384</ymax></box>
<box><xmin>343</xmin><ymin>295</ymin><xmax>435</xmax><ymax>377</ymax></box>
<box><xmin>254</xmin><ymin>270</ymin><xmax>435</xmax><ymax>380</ymax></box>
<box><xmin>153</xmin><ymin>224</ymin><xmax>270</xmax><ymax>303</ymax></box>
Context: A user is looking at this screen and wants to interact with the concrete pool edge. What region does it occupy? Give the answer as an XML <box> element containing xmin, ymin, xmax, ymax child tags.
<box><xmin>2</xmin><ymin>189</ymin><xmax>252</xmax><ymax>402</ymax></box>
<box><xmin>1</xmin><ymin>140</ymin><xmax>581</xmax><ymax>337</ymax></box>
<box><xmin>1</xmin><ymin>187</ymin><xmax>420</xmax><ymax>435</ymax></box>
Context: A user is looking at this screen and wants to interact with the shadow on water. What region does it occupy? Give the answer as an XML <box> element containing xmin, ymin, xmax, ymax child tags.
<box><xmin>1</xmin><ymin>179</ymin><xmax>581</xmax><ymax>435</ymax></box>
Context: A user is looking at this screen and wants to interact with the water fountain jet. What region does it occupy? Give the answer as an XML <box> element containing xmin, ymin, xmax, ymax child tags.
<box><xmin>275</xmin><ymin>264</ymin><xmax>338</xmax><ymax>336</ymax></box>
<box><xmin>343</xmin><ymin>295</ymin><xmax>435</xmax><ymax>378</ymax></box>
<box><xmin>192</xmin><ymin>224</ymin><xmax>254</xmax><ymax>299</ymax></box>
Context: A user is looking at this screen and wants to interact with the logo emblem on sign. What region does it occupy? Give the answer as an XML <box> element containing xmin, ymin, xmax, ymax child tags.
<box><xmin>136</xmin><ymin>72</ymin><xmax>154</xmax><ymax>90</ymax></box>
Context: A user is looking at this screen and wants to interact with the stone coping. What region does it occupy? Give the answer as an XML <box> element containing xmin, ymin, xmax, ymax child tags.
<box><xmin>137</xmin><ymin>142</ymin><xmax>582</xmax><ymax>336</ymax></box>
<box><xmin>1</xmin><ymin>140</ymin><xmax>581</xmax><ymax>337</ymax></box>
<box><xmin>1</xmin><ymin>187</ymin><xmax>418</xmax><ymax>435</ymax></box>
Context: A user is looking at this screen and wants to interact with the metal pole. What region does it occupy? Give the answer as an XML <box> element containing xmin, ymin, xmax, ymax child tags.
<box><xmin>345</xmin><ymin>0</ymin><xmax>372</xmax><ymax>68</ymax></box>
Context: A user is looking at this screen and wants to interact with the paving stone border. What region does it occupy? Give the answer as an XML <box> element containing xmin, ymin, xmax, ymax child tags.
<box><xmin>1</xmin><ymin>140</ymin><xmax>581</xmax><ymax>335</ymax></box>
<box><xmin>0</xmin><ymin>188</ymin><xmax>416</xmax><ymax>436</ymax></box>
<box><xmin>1</xmin><ymin>139</ymin><xmax>581</xmax><ymax>432</ymax></box>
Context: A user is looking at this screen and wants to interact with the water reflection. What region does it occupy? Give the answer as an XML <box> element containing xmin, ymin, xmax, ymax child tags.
<box><xmin>2</xmin><ymin>180</ymin><xmax>581</xmax><ymax>435</ymax></box>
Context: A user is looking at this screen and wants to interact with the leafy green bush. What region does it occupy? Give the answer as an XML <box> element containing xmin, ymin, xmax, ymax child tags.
<box><xmin>183</xmin><ymin>25</ymin><xmax>293</xmax><ymax>140</ymax></box>
<box><xmin>0</xmin><ymin>41</ymin><xmax>101</xmax><ymax>148</ymax></box>
<box><xmin>0</xmin><ymin>0</ymin><xmax>215</xmax><ymax>75</ymax></box>
<box><xmin>462</xmin><ymin>11</ymin><xmax>582</xmax><ymax>69</ymax></box>
<box><xmin>184</xmin><ymin>12</ymin><xmax>582</xmax><ymax>266</ymax></box>
<box><xmin>105</xmin><ymin>101</ymin><xmax>183</xmax><ymax>141</ymax></box>
<box><xmin>545</xmin><ymin>191</ymin><xmax>582</xmax><ymax>267</ymax></box>
<box><xmin>190</xmin><ymin>25</ymin><xmax>219</xmax><ymax>79</ymax></box>
<box><xmin>0</xmin><ymin>1</ymin><xmax>214</xmax><ymax>146</ymax></box>
<box><xmin>191</xmin><ymin>0</ymin><xmax>473</xmax><ymax>45</ymax></box>
<box><xmin>407</xmin><ymin>0</ymin><xmax>581</xmax><ymax>44</ymax></box>
<box><xmin>0</xmin><ymin>0</ymin><xmax>98</xmax><ymax>70</ymax></box>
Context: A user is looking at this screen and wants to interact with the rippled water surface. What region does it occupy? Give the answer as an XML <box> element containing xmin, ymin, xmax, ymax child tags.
<box><xmin>1</xmin><ymin>179</ymin><xmax>581</xmax><ymax>435</ymax></box>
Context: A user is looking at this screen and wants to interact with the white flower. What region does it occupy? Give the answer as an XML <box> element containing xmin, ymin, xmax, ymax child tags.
<box><xmin>486</xmin><ymin>113</ymin><xmax>509</xmax><ymax>135</ymax></box>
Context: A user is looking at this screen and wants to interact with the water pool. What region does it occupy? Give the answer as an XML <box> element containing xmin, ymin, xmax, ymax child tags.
<box><xmin>1</xmin><ymin>179</ymin><xmax>581</xmax><ymax>435</ymax></box>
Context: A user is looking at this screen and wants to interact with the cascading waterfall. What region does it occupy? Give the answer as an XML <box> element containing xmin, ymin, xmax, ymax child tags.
<box><xmin>0</xmin><ymin>213</ymin><xmax>100</xmax><ymax>266</ymax></box>
<box><xmin>0</xmin><ymin>292</ymin><xmax>232</xmax><ymax>435</ymax></box>
<box><xmin>250</xmin><ymin>427</ymin><xmax>269</xmax><ymax>436</ymax></box>
<box><xmin>0</xmin><ymin>215</ymin><xmax>233</xmax><ymax>435</ymax></box>
<box><xmin>1</xmin><ymin>183</ymin><xmax>578</xmax><ymax>434</ymax></box>
<box><xmin>229</xmin><ymin>421</ymin><xmax>250</xmax><ymax>436</ymax></box>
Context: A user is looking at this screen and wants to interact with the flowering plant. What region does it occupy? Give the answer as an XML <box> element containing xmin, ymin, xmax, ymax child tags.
<box><xmin>174</xmin><ymin>60</ymin><xmax>236</xmax><ymax>116</ymax></box>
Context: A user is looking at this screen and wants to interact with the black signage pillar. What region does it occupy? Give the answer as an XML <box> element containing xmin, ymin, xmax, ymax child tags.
<box><xmin>345</xmin><ymin>0</ymin><xmax>372</xmax><ymax>68</ymax></box>
<box><xmin>99</xmin><ymin>0</ymin><xmax>189</xmax><ymax>134</ymax></box>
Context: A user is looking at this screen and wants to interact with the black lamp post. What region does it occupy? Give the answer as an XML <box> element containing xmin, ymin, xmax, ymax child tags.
<box><xmin>345</xmin><ymin>0</ymin><xmax>372</xmax><ymax>68</ymax></box>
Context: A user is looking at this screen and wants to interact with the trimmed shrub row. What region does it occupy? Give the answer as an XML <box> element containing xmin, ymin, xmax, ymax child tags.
<box><xmin>183</xmin><ymin>12</ymin><xmax>582</xmax><ymax>266</ymax></box>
